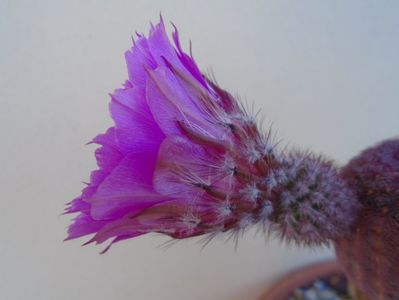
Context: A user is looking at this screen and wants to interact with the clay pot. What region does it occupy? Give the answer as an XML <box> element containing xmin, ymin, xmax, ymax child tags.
<box><xmin>260</xmin><ymin>260</ymin><xmax>342</xmax><ymax>300</ymax></box>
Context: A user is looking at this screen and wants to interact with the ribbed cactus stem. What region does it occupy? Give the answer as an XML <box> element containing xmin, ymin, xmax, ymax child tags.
<box><xmin>348</xmin><ymin>283</ymin><xmax>370</xmax><ymax>300</ymax></box>
<box><xmin>334</xmin><ymin>206</ymin><xmax>399</xmax><ymax>300</ymax></box>
<box><xmin>334</xmin><ymin>139</ymin><xmax>399</xmax><ymax>300</ymax></box>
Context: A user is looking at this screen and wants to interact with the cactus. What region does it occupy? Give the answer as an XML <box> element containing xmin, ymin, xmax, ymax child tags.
<box><xmin>334</xmin><ymin>139</ymin><xmax>399</xmax><ymax>300</ymax></box>
<box><xmin>65</xmin><ymin>19</ymin><xmax>399</xmax><ymax>300</ymax></box>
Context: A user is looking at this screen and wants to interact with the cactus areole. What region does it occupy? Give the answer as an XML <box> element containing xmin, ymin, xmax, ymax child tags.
<box><xmin>65</xmin><ymin>19</ymin><xmax>399</xmax><ymax>299</ymax></box>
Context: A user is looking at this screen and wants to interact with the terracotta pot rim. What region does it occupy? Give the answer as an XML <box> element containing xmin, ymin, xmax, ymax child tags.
<box><xmin>260</xmin><ymin>260</ymin><xmax>342</xmax><ymax>300</ymax></box>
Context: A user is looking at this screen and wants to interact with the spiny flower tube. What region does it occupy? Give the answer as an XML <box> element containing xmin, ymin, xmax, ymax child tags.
<box><xmin>65</xmin><ymin>19</ymin><xmax>359</xmax><ymax>252</ymax></box>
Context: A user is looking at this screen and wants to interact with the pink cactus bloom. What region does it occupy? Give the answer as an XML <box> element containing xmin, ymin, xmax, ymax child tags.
<box><xmin>66</xmin><ymin>19</ymin><xmax>358</xmax><ymax>252</ymax></box>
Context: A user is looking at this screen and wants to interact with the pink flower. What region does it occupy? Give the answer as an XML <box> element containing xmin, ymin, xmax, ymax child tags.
<box><xmin>66</xmin><ymin>19</ymin><xmax>358</xmax><ymax>252</ymax></box>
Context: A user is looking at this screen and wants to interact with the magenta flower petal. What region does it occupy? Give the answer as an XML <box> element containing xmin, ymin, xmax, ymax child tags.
<box><xmin>65</xmin><ymin>197</ymin><xmax>89</xmax><ymax>214</ymax></box>
<box><xmin>154</xmin><ymin>135</ymin><xmax>229</xmax><ymax>198</ymax></box>
<box><xmin>125</xmin><ymin>37</ymin><xmax>156</xmax><ymax>90</ymax></box>
<box><xmin>92</xmin><ymin>128</ymin><xmax>124</xmax><ymax>171</ymax></box>
<box><xmin>87</xmin><ymin>151</ymin><xmax>164</xmax><ymax>220</ymax></box>
<box><xmin>146</xmin><ymin>20</ymin><xmax>184</xmax><ymax>69</ymax></box>
<box><xmin>66</xmin><ymin>214</ymin><xmax>107</xmax><ymax>240</ymax></box>
<box><xmin>171</xmin><ymin>26</ymin><xmax>208</xmax><ymax>89</ymax></box>
<box><xmin>110</xmin><ymin>86</ymin><xmax>164</xmax><ymax>153</ymax></box>
<box><xmin>146</xmin><ymin>66</ymin><xmax>227</xmax><ymax>138</ymax></box>
<box><xmin>65</xmin><ymin>127</ymin><xmax>122</xmax><ymax>216</ymax></box>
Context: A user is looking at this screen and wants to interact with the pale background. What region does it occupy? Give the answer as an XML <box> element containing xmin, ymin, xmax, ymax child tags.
<box><xmin>1</xmin><ymin>1</ymin><xmax>398</xmax><ymax>300</ymax></box>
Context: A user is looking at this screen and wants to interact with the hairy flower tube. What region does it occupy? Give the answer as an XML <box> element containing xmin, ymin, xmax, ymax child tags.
<box><xmin>65</xmin><ymin>19</ymin><xmax>359</xmax><ymax>252</ymax></box>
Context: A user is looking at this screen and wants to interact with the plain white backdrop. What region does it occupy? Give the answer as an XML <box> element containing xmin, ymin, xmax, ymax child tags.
<box><xmin>1</xmin><ymin>1</ymin><xmax>398</xmax><ymax>299</ymax></box>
